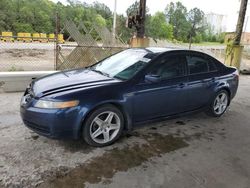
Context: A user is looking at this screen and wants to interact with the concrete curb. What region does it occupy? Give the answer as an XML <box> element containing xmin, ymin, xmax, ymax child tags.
<box><xmin>0</xmin><ymin>71</ymin><xmax>57</xmax><ymax>92</ymax></box>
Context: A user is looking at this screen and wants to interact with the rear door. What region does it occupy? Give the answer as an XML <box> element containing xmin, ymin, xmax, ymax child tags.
<box><xmin>185</xmin><ymin>52</ymin><xmax>219</xmax><ymax>110</ymax></box>
<box><xmin>132</xmin><ymin>53</ymin><xmax>189</xmax><ymax>122</ymax></box>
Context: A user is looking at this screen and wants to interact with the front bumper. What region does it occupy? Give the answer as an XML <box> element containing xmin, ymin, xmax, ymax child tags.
<box><xmin>20</xmin><ymin>105</ymin><xmax>82</xmax><ymax>140</ymax></box>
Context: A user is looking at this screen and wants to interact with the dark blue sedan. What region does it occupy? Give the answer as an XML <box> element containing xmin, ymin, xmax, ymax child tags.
<box><xmin>20</xmin><ymin>48</ymin><xmax>239</xmax><ymax>146</ymax></box>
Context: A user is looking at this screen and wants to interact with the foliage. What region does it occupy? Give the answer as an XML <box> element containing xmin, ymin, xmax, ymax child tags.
<box><xmin>126</xmin><ymin>0</ymin><xmax>149</xmax><ymax>16</ymax></box>
<box><xmin>12</xmin><ymin>22</ymin><xmax>34</xmax><ymax>33</ymax></box>
<box><xmin>95</xmin><ymin>14</ymin><xmax>106</xmax><ymax>27</ymax></box>
<box><xmin>0</xmin><ymin>0</ymin><xmax>224</xmax><ymax>43</ymax></box>
<box><xmin>187</xmin><ymin>8</ymin><xmax>205</xmax><ymax>44</ymax></box>
<box><xmin>200</xmin><ymin>24</ymin><xmax>225</xmax><ymax>43</ymax></box>
<box><xmin>148</xmin><ymin>12</ymin><xmax>173</xmax><ymax>40</ymax></box>
<box><xmin>186</xmin><ymin>7</ymin><xmax>205</xmax><ymax>47</ymax></box>
<box><xmin>126</xmin><ymin>1</ymin><xmax>140</xmax><ymax>16</ymax></box>
<box><xmin>165</xmin><ymin>2</ymin><xmax>190</xmax><ymax>42</ymax></box>
<box><xmin>115</xmin><ymin>14</ymin><xmax>131</xmax><ymax>43</ymax></box>
<box><xmin>164</xmin><ymin>1</ymin><xmax>220</xmax><ymax>45</ymax></box>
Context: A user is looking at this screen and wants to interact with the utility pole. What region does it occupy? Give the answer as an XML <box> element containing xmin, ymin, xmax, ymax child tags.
<box><xmin>112</xmin><ymin>0</ymin><xmax>117</xmax><ymax>44</ymax></box>
<box><xmin>128</xmin><ymin>0</ymin><xmax>149</xmax><ymax>47</ymax></box>
<box><xmin>234</xmin><ymin>0</ymin><xmax>248</xmax><ymax>45</ymax></box>
<box><xmin>137</xmin><ymin>0</ymin><xmax>146</xmax><ymax>38</ymax></box>
<box><xmin>225</xmin><ymin>0</ymin><xmax>248</xmax><ymax>69</ymax></box>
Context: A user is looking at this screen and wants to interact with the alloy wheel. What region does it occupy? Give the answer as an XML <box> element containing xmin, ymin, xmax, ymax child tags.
<box><xmin>90</xmin><ymin>111</ymin><xmax>121</xmax><ymax>144</ymax></box>
<box><xmin>213</xmin><ymin>92</ymin><xmax>228</xmax><ymax>115</ymax></box>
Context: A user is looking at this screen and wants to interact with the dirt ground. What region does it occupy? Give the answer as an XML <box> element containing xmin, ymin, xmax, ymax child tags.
<box><xmin>0</xmin><ymin>76</ymin><xmax>250</xmax><ymax>187</ymax></box>
<box><xmin>0</xmin><ymin>43</ymin><xmax>55</xmax><ymax>71</ymax></box>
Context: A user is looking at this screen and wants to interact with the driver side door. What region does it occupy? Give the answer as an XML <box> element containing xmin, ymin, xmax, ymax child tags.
<box><xmin>132</xmin><ymin>53</ymin><xmax>188</xmax><ymax>123</ymax></box>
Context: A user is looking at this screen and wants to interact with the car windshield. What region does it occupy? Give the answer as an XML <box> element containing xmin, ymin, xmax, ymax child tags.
<box><xmin>90</xmin><ymin>49</ymin><xmax>155</xmax><ymax>80</ymax></box>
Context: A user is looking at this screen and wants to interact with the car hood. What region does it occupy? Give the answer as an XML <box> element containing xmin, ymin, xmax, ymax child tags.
<box><xmin>32</xmin><ymin>69</ymin><xmax>121</xmax><ymax>97</ymax></box>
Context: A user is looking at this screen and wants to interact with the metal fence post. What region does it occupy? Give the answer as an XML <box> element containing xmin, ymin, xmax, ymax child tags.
<box><xmin>55</xmin><ymin>12</ymin><xmax>60</xmax><ymax>71</ymax></box>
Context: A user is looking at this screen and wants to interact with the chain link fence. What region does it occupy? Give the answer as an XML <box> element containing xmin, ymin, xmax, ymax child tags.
<box><xmin>55</xmin><ymin>20</ymin><xmax>128</xmax><ymax>70</ymax></box>
<box><xmin>0</xmin><ymin>35</ymin><xmax>55</xmax><ymax>72</ymax></box>
<box><xmin>150</xmin><ymin>38</ymin><xmax>249</xmax><ymax>72</ymax></box>
<box><xmin>149</xmin><ymin>38</ymin><xmax>226</xmax><ymax>61</ymax></box>
<box><xmin>0</xmin><ymin>17</ymin><xmax>128</xmax><ymax>72</ymax></box>
<box><xmin>1</xmin><ymin>16</ymin><xmax>250</xmax><ymax>73</ymax></box>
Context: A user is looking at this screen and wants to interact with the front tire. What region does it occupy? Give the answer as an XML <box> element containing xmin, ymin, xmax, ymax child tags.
<box><xmin>83</xmin><ymin>105</ymin><xmax>124</xmax><ymax>147</ymax></box>
<box><xmin>207</xmin><ymin>90</ymin><xmax>229</xmax><ymax>117</ymax></box>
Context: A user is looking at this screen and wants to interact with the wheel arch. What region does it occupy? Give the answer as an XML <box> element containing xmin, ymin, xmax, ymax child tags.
<box><xmin>78</xmin><ymin>102</ymin><xmax>132</xmax><ymax>139</ymax></box>
<box><xmin>206</xmin><ymin>86</ymin><xmax>231</xmax><ymax>117</ymax></box>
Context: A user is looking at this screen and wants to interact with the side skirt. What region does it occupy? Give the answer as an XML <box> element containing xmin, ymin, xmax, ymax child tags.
<box><xmin>132</xmin><ymin>107</ymin><xmax>207</xmax><ymax>129</ymax></box>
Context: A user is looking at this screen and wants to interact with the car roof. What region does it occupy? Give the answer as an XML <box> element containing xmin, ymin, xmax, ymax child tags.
<box><xmin>130</xmin><ymin>47</ymin><xmax>180</xmax><ymax>54</ymax></box>
<box><xmin>145</xmin><ymin>47</ymin><xmax>208</xmax><ymax>56</ymax></box>
<box><xmin>143</xmin><ymin>47</ymin><xmax>224</xmax><ymax>66</ymax></box>
<box><xmin>145</xmin><ymin>47</ymin><xmax>177</xmax><ymax>53</ymax></box>
<box><xmin>131</xmin><ymin>47</ymin><xmax>213</xmax><ymax>58</ymax></box>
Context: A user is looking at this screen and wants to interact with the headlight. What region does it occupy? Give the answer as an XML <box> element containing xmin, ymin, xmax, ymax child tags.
<box><xmin>34</xmin><ymin>99</ymin><xmax>79</xmax><ymax>109</ymax></box>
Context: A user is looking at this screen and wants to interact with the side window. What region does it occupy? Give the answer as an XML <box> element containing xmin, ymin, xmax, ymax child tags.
<box><xmin>208</xmin><ymin>60</ymin><xmax>218</xmax><ymax>72</ymax></box>
<box><xmin>148</xmin><ymin>55</ymin><xmax>186</xmax><ymax>80</ymax></box>
<box><xmin>186</xmin><ymin>55</ymin><xmax>209</xmax><ymax>74</ymax></box>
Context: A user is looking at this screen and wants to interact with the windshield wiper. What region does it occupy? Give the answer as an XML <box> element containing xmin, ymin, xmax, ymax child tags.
<box><xmin>90</xmin><ymin>69</ymin><xmax>111</xmax><ymax>78</ymax></box>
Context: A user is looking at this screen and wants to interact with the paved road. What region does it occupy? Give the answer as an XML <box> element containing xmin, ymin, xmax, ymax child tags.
<box><xmin>0</xmin><ymin>76</ymin><xmax>250</xmax><ymax>188</ymax></box>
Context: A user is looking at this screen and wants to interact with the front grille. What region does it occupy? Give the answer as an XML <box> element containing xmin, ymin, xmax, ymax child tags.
<box><xmin>24</xmin><ymin>120</ymin><xmax>50</xmax><ymax>135</ymax></box>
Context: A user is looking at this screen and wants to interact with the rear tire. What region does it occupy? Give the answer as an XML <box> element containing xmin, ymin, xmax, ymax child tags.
<box><xmin>82</xmin><ymin>105</ymin><xmax>124</xmax><ymax>147</ymax></box>
<box><xmin>206</xmin><ymin>90</ymin><xmax>229</xmax><ymax>117</ymax></box>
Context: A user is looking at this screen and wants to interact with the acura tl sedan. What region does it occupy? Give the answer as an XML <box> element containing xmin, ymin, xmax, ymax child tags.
<box><xmin>20</xmin><ymin>48</ymin><xmax>239</xmax><ymax>147</ymax></box>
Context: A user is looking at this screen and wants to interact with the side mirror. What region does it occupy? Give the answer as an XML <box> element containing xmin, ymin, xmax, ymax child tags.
<box><xmin>144</xmin><ymin>74</ymin><xmax>161</xmax><ymax>83</ymax></box>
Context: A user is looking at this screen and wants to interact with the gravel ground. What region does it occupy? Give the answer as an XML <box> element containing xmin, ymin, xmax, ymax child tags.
<box><xmin>0</xmin><ymin>76</ymin><xmax>250</xmax><ymax>188</ymax></box>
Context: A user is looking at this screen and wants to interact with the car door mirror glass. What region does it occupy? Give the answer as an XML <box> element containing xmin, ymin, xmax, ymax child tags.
<box><xmin>144</xmin><ymin>74</ymin><xmax>161</xmax><ymax>83</ymax></box>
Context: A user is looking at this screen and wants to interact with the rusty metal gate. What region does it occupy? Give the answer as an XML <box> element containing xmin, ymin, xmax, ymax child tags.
<box><xmin>55</xmin><ymin>19</ymin><xmax>128</xmax><ymax>70</ymax></box>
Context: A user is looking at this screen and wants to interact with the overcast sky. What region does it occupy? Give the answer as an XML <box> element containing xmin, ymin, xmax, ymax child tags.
<box><xmin>51</xmin><ymin>0</ymin><xmax>250</xmax><ymax>32</ymax></box>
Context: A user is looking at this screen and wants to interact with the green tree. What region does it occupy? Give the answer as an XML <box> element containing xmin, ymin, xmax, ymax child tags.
<box><xmin>95</xmin><ymin>14</ymin><xmax>106</xmax><ymax>27</ymax></box>
<box><xmin>165</xmin><ymin>2</ymin><xmax>190</xmax><ymax>42</ymax></box>
<box><xmin>0</xmin><ymin>0</ymin><xmax>15</xmax><ymax>31</ymax></box>
<box><xmin>116</xmin><ymin>14</ymin><xmax>131</xmax><ymax>43</ymax></box>
<box><xmin>0</xmin><ymin>0</ymin><xmax>210</xmax><ymax>44</ymax></box>
<box><xmin>187</xmin><ymin>7</ymin><xmax>205</xmax><ymax>48</ymax></box>
<box><xmin>148</xmin><ymin>12</ymin><xmax>173</xmax><ymax>40</ymax></box>
<box><xmin>126</xmin><ymin>1</ymin><xmax>140</xmax><ymax>16</ymax></box>
<box><xmin>92</xmin><ymin>2</ymin><xmax>112</xmax><ymax>29</ymax></box>
<box><xmin>92</xmin><ymin>2</ymin><xmax>112</xmax><ymax>19</ymax></box>
<box><xmin>12</xmin><ymin>22</ymin><xmax>34</xmax><ymax>33</ymax></box>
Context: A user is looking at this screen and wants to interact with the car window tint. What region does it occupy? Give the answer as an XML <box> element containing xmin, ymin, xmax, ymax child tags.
<box><xmin>208</xmin><ymin>60</ymin><xmax>217</xmax><ymax>72</ymax></box>
<box><xmin>187</xmin><ymin>55</ymin><xmax>209</xmax><ymax>74</ymax></box>
<box><xmin>149</xmin><ymin>55</ymin><xmax>186</xmax><ymax>80</ymax></box>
